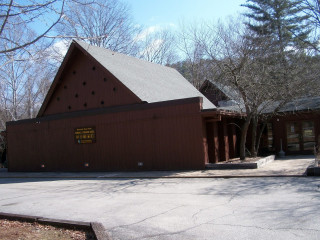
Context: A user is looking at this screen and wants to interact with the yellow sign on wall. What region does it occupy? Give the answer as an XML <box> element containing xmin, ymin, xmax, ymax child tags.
<box><xmin>74</xmin><ymin>127</ymin><xmax>96</xmax><ymax>144</ymax></box>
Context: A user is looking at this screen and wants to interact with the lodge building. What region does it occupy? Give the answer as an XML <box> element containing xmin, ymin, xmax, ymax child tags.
<box><xmin>6</xmin><ymin>41</ymin><xmax>240</xmax><ymax>171</ymax></box>
<box><xmin>6</xmin><ymin>41</ymin><xmax>319</xmax><ymax>171</ymax></box>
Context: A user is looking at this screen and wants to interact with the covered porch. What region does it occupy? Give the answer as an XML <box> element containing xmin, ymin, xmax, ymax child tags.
<box><xmin>202</xmin><ymin>110</ymin><xmax>244</xmax><ymax>164</ymax></box>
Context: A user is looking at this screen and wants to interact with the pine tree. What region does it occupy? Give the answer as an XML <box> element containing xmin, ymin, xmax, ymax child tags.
<box><xmin>242</xmin><ymin>0</ymin><xmax>311</xmax><ymax>51</ymax></box>
<box><xmin>242</xmin><ymin>1</ymin><xmax>315</xmax><ymax>158</ymax></box>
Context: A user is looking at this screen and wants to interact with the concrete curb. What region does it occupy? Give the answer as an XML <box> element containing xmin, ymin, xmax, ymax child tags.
<box><xmin>256</xmin><ymin>155</ymin><xmax>275</xmax><ymax>168</ymax></box>
<box><xmin>306</xmin><ymin>166</ymin><xmax>320</xmax><ymax>176</ymax></box>
<box><xmin>206</xmin><ymin>155</ymin><xmax>275</xmax><ymax>170</ymax></box>
<box><xmin>92</xmin><ymin>222</ymin><xmax>112</xmax><ymax>240</ymax></box>
<box><xmin>0</xmin><ymin>212</ymin><xmax>111</xmax><ymax>240</ymax></box>
<box><xmin>0</xmin><ymin>174</ymin><xmax>308</xmax><ymax>178</ymax></box>
<box><xmin>94</xmin><ymin>174</ymin><xmax>306</xmax><ymax>178</ymax></box>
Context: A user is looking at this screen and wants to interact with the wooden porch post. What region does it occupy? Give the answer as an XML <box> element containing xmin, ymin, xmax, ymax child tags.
<box><xmin>229</xmin><ymin>123</ymin><xmax>237</xmax><ymax>159</ymax></box>
<box><xmin>223</xmin><ymin>118</ymin><xmax>229</xmax><ymax>161</ymax></box>
<box><xmin>213</xmin><ymin>122</ymin><xmax>219</xmax><ymax>163</ymax></box>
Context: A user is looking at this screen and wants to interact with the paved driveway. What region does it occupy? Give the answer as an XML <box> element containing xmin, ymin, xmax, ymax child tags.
<box><xmin>0</xmin><ymin>177</ymin><xmax>319</xmax><ymax>239</ymax></box>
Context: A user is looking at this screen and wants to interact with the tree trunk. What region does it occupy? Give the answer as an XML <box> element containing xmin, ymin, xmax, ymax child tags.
<box><xmin>251</xmin><ymin>116</ymin><xmax>258</xmax><ymax>157</ymax></box>
<box><xmin>240</xmin><ymin>115</ymin><xmax>252</xmax><ymax>160</ymax></box>
<box><xmin>256</xmin><ymin>122</ymin><xmax>267</xmax><ymax>156</ymax></box>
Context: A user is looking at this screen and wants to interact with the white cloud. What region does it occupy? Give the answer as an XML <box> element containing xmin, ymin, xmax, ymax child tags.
<box><xmin>135</xmin><ymin>22</ymin><xmax>176</xmax><ymax>42</ymax></box>
<box><xmin>46</xmin><ymin>39</ymin><xmax>70</xmax><ymax>63</ymax></box>
<box><xmin>52</xmin><ymin>39</ymin><xmax>69</xmax><ymax>56</ymax></box>
<box><xmin>146</xmin><ymin>39</ymin><xmax>163</xmax><ymax>52</ymax></box>
<box><xmin>140</xmin><ymin>39</ymin><xmax>164</xmax><ymax>59</ymax></box>
<box><xmin>135</xmin><ymin>25</ymin><xmax>161</xmax><ymax>41</ymax></box>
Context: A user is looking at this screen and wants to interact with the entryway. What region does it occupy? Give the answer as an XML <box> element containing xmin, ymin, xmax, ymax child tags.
<box><xmin>286</xmin><ymin>121</ymin><xmax>315</xmax><ymax>153</ymax></box>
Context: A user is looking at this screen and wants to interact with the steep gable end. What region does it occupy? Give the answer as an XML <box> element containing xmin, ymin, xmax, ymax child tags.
<box><xmin>200</xmin><ymin>80</ymin><xmax>230</xmax><ymax>106</ymax></box>
<box><xmin>39</xmin><ymin>44</ymin><xmax>141</xmax><ymax>117</ymax></box>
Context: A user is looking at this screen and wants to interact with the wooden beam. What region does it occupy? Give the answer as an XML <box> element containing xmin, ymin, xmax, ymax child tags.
<box><xmin>206</xmin><ymin>117</ymin><xmax>221</xmax><ymax>122</ymax></box>
<box><xmin>213</xmin><ymin>122</ymin><xmax>219</xmax><ymax>163</ymax></box>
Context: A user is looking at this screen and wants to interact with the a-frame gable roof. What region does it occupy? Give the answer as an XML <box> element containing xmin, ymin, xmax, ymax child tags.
<box><xmin>38</xmin><ymin>40</ymin><xmax>215</xmax><ymax>117</ymax></box>
<box><xmin>75</xmin><ymin>41</ymin><xmax>215</xmax><ymax>109</ymax></box>
<box><xmin>200</xmin><ymin>80</ymin><xmax>242</xmax><ymax>102</ymax></box>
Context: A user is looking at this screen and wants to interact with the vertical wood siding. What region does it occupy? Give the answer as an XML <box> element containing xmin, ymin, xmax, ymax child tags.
<box><xmin>7</xmin><ymin>99</ymin><xmax>206</xmax><ymax>171</ymax></box>
<box><xmin>43</xmin><ymin>50</ymin><xmax>141</xmax><ymax>116</ymax></box>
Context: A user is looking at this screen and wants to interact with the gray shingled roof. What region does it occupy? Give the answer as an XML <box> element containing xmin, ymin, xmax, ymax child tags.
<box><xmin>205</xmin><ymin>79</ymin><xmax>320</xmax><ymax>114</ymax></box>
<box><xmin>206</xmin><ymin>80</ymin><xmax>242</xmax><ymax>102</ymax></box>
<box><xmin>76</xmin><ymin>41</ymin><xmax>216</xmax><ymax>109</ymax></box>
<box><xmin>218</xmin><ymin>96</ymin><xmax>320</xmax><ymax>113</ymax></box>
<box><xmin>276</xmin><ymin>97</ymin><xmax>320</xmax><ymax>112</ymax></box>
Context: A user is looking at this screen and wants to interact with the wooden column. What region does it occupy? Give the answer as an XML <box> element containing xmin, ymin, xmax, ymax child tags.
<box><xmin>203</xmin><ymin>121</ymin><xmax>209</xmax><ymax>165</ymax></box>
<box><xmin>213</xmin><ymin>122</ymin><xmax>219</xmax><ymax>163</ymax></box>
<box><xmin>223</xmin><ymin>119</ymin><xmax>229</xmax><ymax>161</ymax></box>
<box><xmin>229</xmin><ymin>123</ymin><xmax>237</xmax><ymax>159</ymax></box>
<box><xmin>315</xmin><ymin>117</ymin><xmax>320</xmax><ymax>148</ymax></box>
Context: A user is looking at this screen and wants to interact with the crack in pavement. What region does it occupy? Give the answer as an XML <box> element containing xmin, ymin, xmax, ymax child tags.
<box><xmin>191</xmin><ymin>202</ymin><xmax>235</xmax><ymax>224</ymax></box>
<box><xmin>110</xmin><ymin>204</ymin><xmax>185</xmax><ymax>230</ymax></box>
<box><xmin>130</xmin><ymin>212</ymin><xmax>236</xmax><ymax>240</ymax></box>
<box><xmin>133</xmin><ymin>222</ymin><xmax>315</xmax><ymax>239</ymax></box>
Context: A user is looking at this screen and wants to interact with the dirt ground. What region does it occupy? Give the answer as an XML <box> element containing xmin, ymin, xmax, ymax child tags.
<box><xmin>0</xmin><ymin>219</ymin><xmax>95</xmax><ymax>240</ymax></box>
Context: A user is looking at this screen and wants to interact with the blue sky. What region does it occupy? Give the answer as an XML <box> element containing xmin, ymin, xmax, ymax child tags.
<box><xmin>124</xmin><ymin>0</ymin><xmax>245</xmax><ymax>27</ymax></box>
<box><xmin>47</xmin><ymin>0</ymin><xmax>246</xmax><ymax>58</ymax></box>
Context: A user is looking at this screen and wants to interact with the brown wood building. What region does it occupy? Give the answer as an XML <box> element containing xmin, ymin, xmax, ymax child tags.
<box><xmin>6</xmin><ymin>41</ymin><xmax>239</xmax><ymax>171</ymax></box>
<box><xmin>200</xmin><ymin>80</ymin><xmax>320</xmax><ymax>156</ymax></box>
<box><xmin>267</xmin><ymin>111</ymin><xmax>320</xmax><ymax>155</ymax></box>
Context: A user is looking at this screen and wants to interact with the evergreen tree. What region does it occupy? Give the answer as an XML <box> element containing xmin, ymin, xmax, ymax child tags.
<box><xmin>242</xmin><ymin>0</ymin><xmax>312</xmax><ymax>51</ymax></box>
<box><xmin>242</xmin><ymin>1</ymin><xmax>316</xmax><ymax>157</ymax></box>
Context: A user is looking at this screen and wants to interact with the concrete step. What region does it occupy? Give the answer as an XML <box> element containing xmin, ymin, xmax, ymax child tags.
<box><xmin>206</xmin><ymin>155</ymin><xmax>275</xmax><ymax>170</ymax></box>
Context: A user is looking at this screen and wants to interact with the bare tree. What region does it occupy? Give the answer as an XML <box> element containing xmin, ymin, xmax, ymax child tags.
<box><xmin>203</xmin><ymin>20</ymin><xmax>273</xmax><ymax>159</ymax></box>
<box><xmin>178</xmin><ymin>19</ymin><xmax>258</xmax><ymax>159</ymax></box>
<box><xmin>179</xmin><ymin>17</ymin><xmax>318</xmax><ymax>159</ymax></box>
<box><xmin>302</xmin><ymin>0</ymin><xmax>320</xmax><ymax>28</ymax></box>
<box><xmin>0</xmin><ymin>0</ymin><xmax>65</xmax><ymax>54</ymax></box>
<box><xmin>176</xmin><ymin>21</ymin><xmax>211</xmax><ymax>89</ymax></box>
<box><xmin>138</xmin><ymin>28</ymin><xmax>177</xmax><ymax>65</ymax></box>
<box><xmin>0</xmin><ymin>54</ymin><xmax>54</xmax><ymax>129</ymax></box>
<box><xmin>23</xmin><ymin>62</ymin><xmax>54</xmax><ymax>119</ymax></box>
<box><xmin>55</xmin><ymin>0</ymin><xmax>140</xmax><ymax>55</ymax></box>
<box><xmin>0</xmin><ymin>21</ymin><xmax>55</xmax><ymax>129</ymax></box>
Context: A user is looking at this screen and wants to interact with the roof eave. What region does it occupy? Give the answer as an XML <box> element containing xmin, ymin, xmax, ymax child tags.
<box><xmin>201</xmin><ymin>109</ymin><xmax>246</xmax><ymax>118</ymax></box>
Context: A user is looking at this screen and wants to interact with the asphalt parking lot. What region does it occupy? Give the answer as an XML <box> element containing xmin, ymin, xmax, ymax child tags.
<box><xmin>0</xmin><ymin>177</ymin><xmax>319</xmax><ymax>240</ymax></box>
<box><xmin>0</xmin><ymin>155</ymin><xmax>315</xmax><ymax>178</ymax></box>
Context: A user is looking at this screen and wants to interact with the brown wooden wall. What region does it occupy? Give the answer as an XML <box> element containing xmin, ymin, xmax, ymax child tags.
<box><xmin>244</xmin><ymin>112</ymin><xmax>320</xmax><ymax>156</ymax></box>
<box><xmin>43</xmin><ymin>50</ymin><xmax>141</xmax><ymax>116</ymax></box>
<box><xmin>271</xmin><ymin>112</ymin><xmax>320</xmax><ymax>155</ymax></box>
<box><xmin>7</xmin><ymin>98</ymin><xmax>206</xmax><ymax>171</ymax></box>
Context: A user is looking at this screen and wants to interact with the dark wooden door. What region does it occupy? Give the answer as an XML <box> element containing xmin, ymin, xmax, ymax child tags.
<box><xmin>286</xmin><ymin>121</ymin><xmax>315</xmax><ymax>153</ymax></box>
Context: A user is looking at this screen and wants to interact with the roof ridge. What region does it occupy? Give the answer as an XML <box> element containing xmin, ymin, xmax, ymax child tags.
<box><xmin>73</xmin><ymin>40</ymin><xmax>177</xmax><ymax>72</ymax></box>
